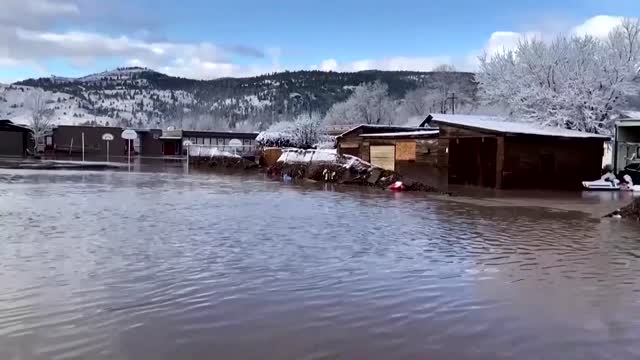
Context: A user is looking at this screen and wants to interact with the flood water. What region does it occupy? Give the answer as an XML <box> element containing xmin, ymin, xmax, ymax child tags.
<box><xmin>1</xmin><ymin>169</ymin><xmax>640</xmax><ymax>360</ymax></box>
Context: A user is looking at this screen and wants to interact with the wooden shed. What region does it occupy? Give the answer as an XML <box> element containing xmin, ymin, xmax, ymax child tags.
<box><xmin>337</xmin><ymin>125</ymin><xmax>443</xmax><ymax>186</ymax></box>
<box><xmin>0</xmin><ymin>120</ymin><xmax>32</xmax><ymax>157</ymax></box>
<box><xmin>421</xmin><ymin>114</ymin><xmax>610</xmax><ymax>190</ymax></box>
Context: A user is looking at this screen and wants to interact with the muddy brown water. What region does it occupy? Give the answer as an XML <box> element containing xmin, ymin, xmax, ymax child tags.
<box><xmin>1</xmin><ymin>168</ymin><xmax>640</xmax><ymax>360</ymax></box>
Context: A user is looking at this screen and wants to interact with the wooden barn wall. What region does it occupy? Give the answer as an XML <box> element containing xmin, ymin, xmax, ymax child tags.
<box><xmin>503</xmin><ymin>137</ymin><xmax>603</xmax><ymax>189</ymax></box>
<box><xmin>262</xmin><ymin>148</ymin><xmax>283</xmax><ymax>167</ymax></box>
<box><xmin>139</xmin><ymin>129</ymin><xmax>164</xmax><ymax>156</ymax></box>
<box><xmin>362</xmin><ymin>138</ymin><xmax>446</xmax><ymax>188</ymax></box>
<box><xmin>337</xmin><ymin>132</ymin><xmax>365</xmax><ymax>159</ymax></box>
<box><xmin>437</xmin><ymin>124</ymin><xmax>495</xmax><ymax>138</ymax></box>
<box><xmin>53</xmin><ymin>126</ymin><xmax>126</xmax><ymax>155</ymax></box>
<box><xmin>0</xmin><ymin>130</ymin><xmax>25</xmax><ymax>156</ymax></box>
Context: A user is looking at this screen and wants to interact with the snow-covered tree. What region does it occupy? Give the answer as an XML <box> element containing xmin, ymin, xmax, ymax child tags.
<box><xmin>476</xmin><ymin>18</ymin><xmax>640</xmax><ymax>135</ymax></box>
<box><xmin>256</xmin><ymin>113</ymin><xmax>322</xmax><ymax>149</ymax></box>
<box><xmin>27</xmin><ymin>90</ymin><xmax>55</xmax><ymax>154</ymax></box>
<box><xmin>432</xmin><ymin>64</ymin><xmax>457</xmax><ymax>72</ymax></box>
<box><xmin>323</xmin><ymin>81</ymin><xmax>395</xmax><ymax>125</ymax></box>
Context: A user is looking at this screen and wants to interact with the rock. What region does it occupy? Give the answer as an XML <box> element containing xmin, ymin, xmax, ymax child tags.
<box><xmin>368</xmin><ymin>168</ymin><xmax>382</xmax><ymax>184</ymax></box>
<box><xmin>613</xmin><ymin>198</ymin><xmax>640</xmax><ymax>221</ymax></box>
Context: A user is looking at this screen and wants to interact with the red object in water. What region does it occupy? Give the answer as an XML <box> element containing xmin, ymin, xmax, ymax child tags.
<box><xmin>388</xmin><ymin>181</ymin><xmax>405</xmax><ymax>191</ymax></box>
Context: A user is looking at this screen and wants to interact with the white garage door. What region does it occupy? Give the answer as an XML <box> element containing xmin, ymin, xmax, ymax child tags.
<box><xmin>370</xmin><ymin>145</ymin><xmax>395</xmax><ymax>171</ymax></box>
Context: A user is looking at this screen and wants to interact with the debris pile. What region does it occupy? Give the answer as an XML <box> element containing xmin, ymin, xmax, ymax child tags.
<box><xmin>268</xmin><ymin>148</ymin><xmax>444</xmax><ymax>193</ymax></box>
<box><xmin>189</xmin><ymin>146</ymin><xmax>259</xmax><ymax>169</ymax></box>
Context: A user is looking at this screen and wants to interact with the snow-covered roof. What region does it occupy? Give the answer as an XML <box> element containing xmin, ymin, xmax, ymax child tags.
<box><xmin>337</xmin><ymin>124</ymin><xmax>437</xmax><ymax>138</ymax></box>
<box><xmin>427</xmin><ymin>114</ymin><xmax>609</xmax><ymax>139</ymax></box>
<box><xmin>616</xmin><ymin>119</ymin><xmax>640</xmax><ymax>127</ymax></box>
<box><xmin>406</xmin><ymin>115</ymin><xmax>428</xmax><ymax>127</ymax></box>
<box><xmin>359</xmin><ymin>130</ymin><xmax>439</xmax><ymax>138</ymax></box>
<box><xmin>0</xmin><ymin>119</ymin><xmax>32</xmax><ymax>132</ymax></box>
<box><xmin>619</xmin><ymin>110</ymin><xmax>640</xmax><ymax>120</ymax></box>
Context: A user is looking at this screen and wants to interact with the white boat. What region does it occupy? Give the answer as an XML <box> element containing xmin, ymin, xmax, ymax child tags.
<box><xmin>582</xmin><ymin>179</ymin><xmax>620</xmax><ymax>191</ymax></box>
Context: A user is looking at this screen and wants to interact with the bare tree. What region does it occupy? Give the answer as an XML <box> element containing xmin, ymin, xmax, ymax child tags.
<box><xmin>323</xmin><ymin>81</ymin><xmax>395</xmax><ymax>125</ymax></box>
<box><xmin>27</xmin><ymin>89</ymin><xmax>54</xmax><ymax>154</ymax></box>
<box><xmin>432</xmin><ymin>64</ymin><xmax>457</xmax><ymax>72</ymax></box>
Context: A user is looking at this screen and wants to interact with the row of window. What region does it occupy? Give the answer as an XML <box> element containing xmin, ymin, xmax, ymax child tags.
<box><xmin>187</xmin><ymin>137</ymin><xmax>255</xmax><ymax>146</ymax></box>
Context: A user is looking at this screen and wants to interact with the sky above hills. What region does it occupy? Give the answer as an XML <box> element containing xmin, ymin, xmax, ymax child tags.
<box><xmin>1</xmin><ymin>0</ymin><xmax>639</xmax><ymax>83</ymax></box>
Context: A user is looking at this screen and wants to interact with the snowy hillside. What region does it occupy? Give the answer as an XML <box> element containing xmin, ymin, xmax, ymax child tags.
<box><xmin>0</xmin><ymin>84</ymin><xmax>113</xmax><ymax>126</ymax></box>
<box><xmin>11</xmin><ymin>67</ymin><xmax>479</xmax><ymax>130</ymax></box>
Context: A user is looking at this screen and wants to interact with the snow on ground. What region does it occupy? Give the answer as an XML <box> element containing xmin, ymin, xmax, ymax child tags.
<box><xmin>278</xmin><ymin>149</ymin><xmax>338</xmax><ymax>164</ymax></box>
<box><xmin>0</xmin><ymin>84</ymin><xmax>102</xmax><ymax>126</ymax></box>
<box><xmin>244</xmin><ymin>95</ymin><xmax>271</xmax><ymax>108</ymax></box>
<box><xmin>277</xmin><ymin>148</ymin><xmax>370</xmax><ymax>169</ymax></box>
<box><xmin>77</xmin><ymin>67</ymin><xmax>149</xmax><ymax>83</ymax></box>
<box><xmin>0</xmin><ymin>82</ymin><xmax>198</xmax><ymax>127</ymax></box>
<box><xmin>189</xmin><ymin>145</ymin><xmax>240</xmax><ymax>158</ymax></box>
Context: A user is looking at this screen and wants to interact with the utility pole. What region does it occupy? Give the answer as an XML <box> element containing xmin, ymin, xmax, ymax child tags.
<box><xmin>449</xmin><ymin>92</ymin><xmax>456</xmax><ymax>114</ymax></box>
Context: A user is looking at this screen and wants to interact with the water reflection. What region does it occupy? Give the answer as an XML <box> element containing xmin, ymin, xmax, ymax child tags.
<box><xmin>1</xmin><ymin>169</ymin><xmax>639</xmax><ymax>360</ymax></box>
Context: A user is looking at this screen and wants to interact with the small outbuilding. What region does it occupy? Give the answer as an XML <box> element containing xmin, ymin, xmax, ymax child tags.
<box><xmin>421</xmin><ymin>114</ymin><xmax>610</xmax><ymax>190</ymax></box>
<box><xmin>336</xmin><ymin>125</ymin><xmax>442</xmax><ymax>185</ymax></box>
<box><xmin>0</xmin><ymin>119</ymin><xmax>33</xmax><ymax>157</ymax></box>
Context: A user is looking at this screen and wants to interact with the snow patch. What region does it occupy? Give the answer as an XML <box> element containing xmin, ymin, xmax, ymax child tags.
<box><xmin>277</xmin><ymin>148</ymin><xmax>371</xmax><ymax>171</ymax></box>
<box><xmin>189</xmin><ymin>145</ymin><xmax>241</xmax><ymax>158</ymax></box>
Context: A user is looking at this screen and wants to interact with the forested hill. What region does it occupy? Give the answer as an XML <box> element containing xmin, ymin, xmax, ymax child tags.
<box><xmin>6</xmin><ymin>67</ymin><xmax>477</xmax><ymax>130</ymax></box>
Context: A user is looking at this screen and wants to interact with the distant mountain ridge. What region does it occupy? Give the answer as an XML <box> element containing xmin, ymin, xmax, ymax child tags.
<box><xmin>4</xmin><ymin>67</ymin><xmax>479</xmax><ymax>130</ymax></box>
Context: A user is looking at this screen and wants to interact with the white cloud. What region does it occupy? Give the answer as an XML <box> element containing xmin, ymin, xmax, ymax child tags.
<box><xmin>463</xmin><ymin>15</ymin><xmax>633</xmax><ymax>71</ymax></box>
<box><xmin>320</xmin><ymin>59</ymin><xmax>338</xmax><ymax>71</ymax></box>
<box><xmin>144</xmin><ymin>58</ymin><xmax>274</xmax><ymax>80</ymax></box>
<box><xmin>484</xmin><ymin>31</ymin><xmax>542</xmax><ymax>56</ymax></box>
<box><xmin>572</xmin><ymin>15</ymin><xmax>624</xmax><ymax>38</ymax></box>
<box><xmin>1</xmin><ymin>0</ymin><xmax>80</xmax><ymax>28</ymax></box>
<box><xmin>314</xmin><ymin>56</ymin><xmax>452</xmax><ymax>73</ymax></box>
<box><xmin>0</xmin><ymin>6</ymin><xmax>636</xmax><ymax>82</ymax></box>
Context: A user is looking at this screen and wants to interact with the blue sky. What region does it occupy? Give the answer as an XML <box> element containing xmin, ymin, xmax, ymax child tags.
<box><xmin>1</xmin><ymin>0</ymin><xmax>639</xmax><ymax>82</ymax></box>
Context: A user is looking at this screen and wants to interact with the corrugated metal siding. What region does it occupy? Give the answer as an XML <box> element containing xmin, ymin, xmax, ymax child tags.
<box><xmin>370</xmin><ymin>145</ymin><xmax>395</xmax><ymax>171</ymax></box>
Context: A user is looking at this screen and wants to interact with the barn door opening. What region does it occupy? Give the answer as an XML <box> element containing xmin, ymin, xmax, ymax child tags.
<box><xmin>448</xmin><ymin>137</ymin><xmax>497</xmax><ymax>187</ymax></box>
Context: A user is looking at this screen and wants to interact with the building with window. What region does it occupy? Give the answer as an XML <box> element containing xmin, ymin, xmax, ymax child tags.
<box><xmin>49</xmin><ymin>125</ymin><xmax>259</xmax><ymax>158</ymax></box>
<box><xmin>158</xmin><ymin>129</ymin><xmax>259</xmax><ymax>156</ymax></box>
